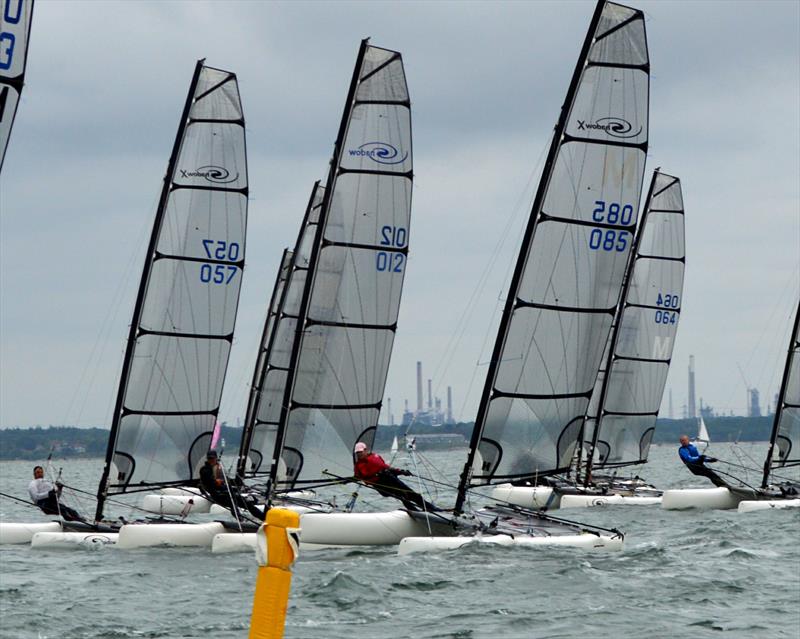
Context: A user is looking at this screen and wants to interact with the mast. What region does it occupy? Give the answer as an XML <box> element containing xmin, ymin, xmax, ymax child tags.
<box><xmin>96</xmin><ymin>61</ymin><xmax>247</xmax><ymax>520</ymax></box>
<box><xmin>761</xmin><ymin>301</ymin><xmax>800</xmax><ymax>488</ymax></box>
<box><xmin>455</xmin><ymin>0</ymin><xmax>650</xmax><ymax>514</ymax></box>
<box><xmin>583</xmin><ymin>170</ymin><xmax>685</xmax><ymax>483</ymax></box>
<box><xmin>0</xmin><ymin>0</ymin><xmax>34</xmax><ymax>173</ymax></box>
<box><xmin>265</xmin><ymin>39</ymin><xmax>413</xmax><ymax>501</ymax></box>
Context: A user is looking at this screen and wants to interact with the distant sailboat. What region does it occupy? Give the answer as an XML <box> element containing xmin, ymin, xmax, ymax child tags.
<box><xmin>391</xmin><ymin>436</ymin><xmax>399</xmax><ymax>453</ymax></box>
<box><xmin>691</xmin><ymin>416</ymin><xmax>710</xmax><ymax>451</ymax></box>
<box><xmin>0</xmin><ymin>0</ymin><xmax>34</xmax><ymax>173</ymax></box>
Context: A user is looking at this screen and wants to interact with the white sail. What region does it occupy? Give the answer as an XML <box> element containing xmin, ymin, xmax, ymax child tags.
<box><xmin>696</xmin><ymin>417</ymin><xmax>710</xmax><ymax>444</ymax></box>
<box><xmin>0</xmin><ymin>0</ymin><xmax>34</xmax><ymax>172</ymax></box>
<box><xmin>270</xmin><ymin>41</ymin><xmax>413</xmax><ymax>491</ymax></box>
<box><xmin>458</xmin><ymin>1</ymin><xmax>649</xmax><ymax>505</ymax></box>
<box><xmin>237</xmin><ymin>182</ymin><xmax>325</xmax><ymax>478</ymax></box>
<box><xmin>96</xmin><ymin>62</ymin><xmax>247</xmax><ymax>518</ymax></box>
<box><xmin>587</xmin><ymin>171</ymin><xmax>686</xmax><ymax>468</ymax></box>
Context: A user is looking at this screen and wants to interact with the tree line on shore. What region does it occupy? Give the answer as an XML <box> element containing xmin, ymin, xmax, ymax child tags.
<box><xmin>0</xmin><ymin>416</ymin><xmax>775</xmax><ymax>461</ymax></box>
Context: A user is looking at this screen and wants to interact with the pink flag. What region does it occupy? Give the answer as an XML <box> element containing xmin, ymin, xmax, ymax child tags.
<box><xmin>210</xmin><ymin>420</ymin><xmax>221</xmax><ymax>451</ymax></box>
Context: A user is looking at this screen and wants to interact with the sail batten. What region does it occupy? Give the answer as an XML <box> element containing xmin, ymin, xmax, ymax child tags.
<box><xmin>95</xmin><ymin>61</ymin><xmax>247</xmax><ymax>519</ymax></box>
<box><xmin>266</xmin><ymin>41</ymin><xmax>413</xmax><ymax>496</ymax></box>
<box><xmin>456</xmin><ymin>1</ymin><xmax>649</xmax><ymax>512</ymax></box>
<box><xmin>583</xmin><ymin>171</ymin><xmax>685</xmax><ymax>472</ymax></box>
<box><xmin>0</xmin><ymin>0</ymin><xmax>34</xmax><ymax>173</ymax></box>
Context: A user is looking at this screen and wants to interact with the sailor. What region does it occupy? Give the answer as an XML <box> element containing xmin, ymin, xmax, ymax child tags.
<box><xmin>28</xmin><ymin>466</ymin><xmax>83</xmax><ymax>521</ymax></box>
<box><xmin>199</xmin><ymin>450</ymin><xmax>263</xmax><ymax>520</ymax></box>
<box><xmin>678</xmin><ymin>435</ymin><xmax>727</xmax><ymax>487</ymax></box>
<box><xmin>353</xmin><ymin>442</ymin><xmax>438</xmax><ymax>512</ymax></box>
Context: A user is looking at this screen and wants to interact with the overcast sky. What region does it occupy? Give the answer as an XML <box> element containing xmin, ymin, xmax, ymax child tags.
<box><xmin>1</xmin><ymin>0</ymin><xmax>798</xmax><ymax>429</ymax></box>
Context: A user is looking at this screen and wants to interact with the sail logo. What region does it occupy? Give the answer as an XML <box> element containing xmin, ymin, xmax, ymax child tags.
<box><xmin>179</xmin><ymin>165</ymin><xmax>239</xmax><ymax>184</ymax></box>
<box><xmin>652</xmin><ymin>336</ymin><xmax>672</xmax><ymax>359</ymax></box>
<box><xmin>347</xmin><ymin>142</ymin><xmax>408</xmax><ymax>165</ymax></box>
<box><xmin>576</xmin><ymin>117</ymin><xmax>642</xmax><ymax>139</ymax></box>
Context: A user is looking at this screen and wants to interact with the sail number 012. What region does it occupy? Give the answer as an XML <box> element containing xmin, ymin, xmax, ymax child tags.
<box><xmin>199</xmin><ymin>239</ymin><xmax>239</xmax><ymax>284</ymax></box>
<box><xmin>588</xmin><ymin>200</ymin><xmax>632</xmax><ymax>253</ymax></box>
<box><xmin>376</xmin><ymin>225</ymin><xmax>406</xmax><ymax>273</ymax></box>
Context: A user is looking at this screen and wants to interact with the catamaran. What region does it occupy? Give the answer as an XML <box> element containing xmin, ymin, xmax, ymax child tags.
<box><xmin>663</xmin><ymin>301</ymin><xmax>800</xmax><ymax>511</ymax></box>
<box><xmin>739</xmin><ymin>301</ymin><xmax>800</xmax><ymax>511</ymax></box>
<box><xmin>493</xmin><ymin>170</ymin><xmax>686</xmax><ymax>509</ymax></box>
<box><xmin>399</xmin><ymin>0</ymin><xmax>649</xmax><ymax>554</ymax></box>
<box><xmin>0</xmin><ymin>0</ymin><xmax>34</xmax><ymax>173</ymax></box>
<box><xmin>16</xmin><ymin>60</ymin><xmax>249</xmax><ymax>549</ymax></box>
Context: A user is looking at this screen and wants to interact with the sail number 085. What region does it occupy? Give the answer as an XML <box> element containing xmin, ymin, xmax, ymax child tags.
<box><xmin>199</xmin><ymin>239</ymin><xmax>240</xmax><ymax>285</ymax></box>
<box><xmin>376</xmin><ymin>225</ymin><xmax>406</xmax><ymax>273</ymax></box>
<box><xmin>588</xmin><ymin>200</ymin><xmax>632</xmax><ymax>253</ymax></box>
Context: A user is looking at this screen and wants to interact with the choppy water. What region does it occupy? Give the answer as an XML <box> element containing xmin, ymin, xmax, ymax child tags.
<box><xmin>1</xmin><ymin>443</ymin><xmax>798</xmax><ymax>639</ymax></box>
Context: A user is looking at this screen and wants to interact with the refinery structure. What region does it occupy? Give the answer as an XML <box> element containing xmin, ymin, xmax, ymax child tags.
<box><xmin>386</xmin><ymin>361</ymin><xmax>455</xmax><ymax>427</ymax></box>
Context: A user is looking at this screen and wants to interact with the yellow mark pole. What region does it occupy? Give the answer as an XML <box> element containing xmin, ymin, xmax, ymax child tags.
<box><xmin>249</xmin><ymin>508</ymin><xmax>301</xmax><ymax>639</ymax></box>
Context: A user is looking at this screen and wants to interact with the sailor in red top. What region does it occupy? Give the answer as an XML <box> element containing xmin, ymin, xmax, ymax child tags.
<box><xmin>353</xmin><ymin>442</ymin><xmax>438</xmax><ymax>511</ymax></box>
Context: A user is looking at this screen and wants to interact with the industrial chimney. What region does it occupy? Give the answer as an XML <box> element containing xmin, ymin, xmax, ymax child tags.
<box><xmin>447</xmin><ymin>386</ymin><xmax>453</xmax><ymax>423</ymax></box>
<box><xmin>416</xmin><ymin>361</ymin><xmax>423</xmax><ymax>414</ymax></box>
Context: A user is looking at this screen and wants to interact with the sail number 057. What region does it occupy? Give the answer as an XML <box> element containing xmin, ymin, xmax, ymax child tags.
<box><xmin>199</xmin><ymin>239</ymin><xmax>240</xmax><ymax>284</ymax></box>
<box><xmin>376</xmin><ymin>225</ymin><xmax>406</xmax><ymax>273</ymax></box>
<box><xmin>588</xmin><ymin>201</ymin><xmax>632</xmax><ymax>253</ymax></box>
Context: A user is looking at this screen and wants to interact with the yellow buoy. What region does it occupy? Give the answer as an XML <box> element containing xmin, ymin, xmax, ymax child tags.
<box><xmin>249</xmin><ymin>508</ymin><xmax>301</xmax><ymax>639</ymax></box>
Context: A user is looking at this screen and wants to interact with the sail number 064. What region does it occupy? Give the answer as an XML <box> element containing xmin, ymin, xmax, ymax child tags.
<box><xmin>588</xmin><ymin>200</ymin><xmax>632</xmax><ymax>253</ymax></box>
<box><xmin>199</xmin><ymin>239</ymin><xmax>240</xmax><ymax>285</ymax></box>
<box><xmin>655</xmin><ymin>292</ymin><xmax>679</xmax><ymax>325</ymax></box>
<box><xmin>376</xmin><ymin>225</ymin><xmax>406</xmax><ymax>273</ymax></box>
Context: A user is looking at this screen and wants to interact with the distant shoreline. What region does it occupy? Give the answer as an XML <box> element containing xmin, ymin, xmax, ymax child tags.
<box><xmin>0</xmin><ymin>417</ymin><xmax>776</xmax><ymax>462</ymax></box>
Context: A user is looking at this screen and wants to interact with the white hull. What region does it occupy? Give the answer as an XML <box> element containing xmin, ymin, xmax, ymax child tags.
<box><xmin>737</xmin><ymin>499</ymin><xmax>800</xmax><ymax>513</ymax></box>
<box><xmin>31</xmin><ymin>531</ymin><xmax>119</xmax><ymax>549</ymax></box>
<box><xmin>661</xmin><ymin>487</ymin><xmax>741</xmax><ymax>510</ymax></box>
<box><xmin>398</xmin><ymin>532</ymin><xmax>623</xmax><ymax>555</ymax></box>
<box><xmin>117</xmin><ymin>521</ymin><xmax>225</xmax><ymax>548</ymax></box>
<box><xmin>0</xmin><ymin>521</ymin><xmax>61</xmax><ymax>544</ymax></box>
<box><xmin>299</xmin><ymin>510</ymin><xmax>431</xmax><ymax>545</ymax></box>
<box><xmin>559</xmin><ymin>494</ymin><xmax>662</xmax><ymax>508</ymax></box>
<box><xmin>490</xmin><ymin>484</ymin><xmax>558</xmax><ymax>509</ymax></box>
<box><xmin>140</xmin><ymin>493</ymin><xmax>212</xmax><ymax>515</ymax></box>
<box><xmin>210</xmin><ymin>532</ymin><xmax>348</xmax><ymax>554</ymax></box>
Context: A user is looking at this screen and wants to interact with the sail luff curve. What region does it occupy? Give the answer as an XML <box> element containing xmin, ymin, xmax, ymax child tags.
<box><xmin>96</xmin><ymin>61</ymin><xmax>248</xmax><ymax>519</ymax></box>
<box><xmin>0</xmin><ymin>0</ymin><xmax>34</xmax><ymax>173</ymax></box>
<box><xmin>456</xmin><ymin>0</ymin><xmax>650</xmax><ymax>513</ymax></box>
<box><xmin>762</xmin><ymin>301</ymin><xmax>800</xmax><ymax>487</ymax></box>
<box><xmin>267</xmin><ymin>40</ymin><xmax>413</xmax><ymax>497</ymax></box>
<box><xmin>584</xmin><ymin>171</ymin><xmax>685</xmax><ymax>474</ymax></box>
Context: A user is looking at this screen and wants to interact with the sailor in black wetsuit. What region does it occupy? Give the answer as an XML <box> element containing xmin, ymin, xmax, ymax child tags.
<box><xmin>199</xmin><ymin>451</ymin><xmax>263</xmax><ymax>520</ymax></box>
<box><xmin>678</xmin><ymin>435</ymin><xmax>727</xmax><ymax>487</ymax></box>
<box><xmin>28</xmin><ymin>466</ymin><xmax>84</xmax><ymax>521</ymax></box>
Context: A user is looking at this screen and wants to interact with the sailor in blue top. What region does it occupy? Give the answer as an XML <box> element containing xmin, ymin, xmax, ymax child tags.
<box><xmin>678</xmin><ymin>435</ymin><xmax>727</xmax><ymax>487</ymax></box>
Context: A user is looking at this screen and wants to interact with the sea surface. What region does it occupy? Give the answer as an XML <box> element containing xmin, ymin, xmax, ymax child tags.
<box><xmin>1</xmin><ymin>443</ymin><xmax>798</xmax><ymax>639</ymax></box>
